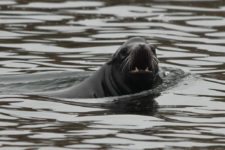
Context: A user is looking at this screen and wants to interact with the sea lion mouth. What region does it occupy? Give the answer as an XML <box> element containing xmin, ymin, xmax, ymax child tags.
<box><xmin>130</xmin><ymin>67</ymin><xmax>152</xmax><ymax>74</ymax></box>
<box><xmin>118</xmin><ymin>42</ymin><xmax>159</xmax><ymax>77</ymax></box>
<box><xmin>128</xmin><ymin>45</ymin><xmax>156</xmax><ymax>75</ymax></box>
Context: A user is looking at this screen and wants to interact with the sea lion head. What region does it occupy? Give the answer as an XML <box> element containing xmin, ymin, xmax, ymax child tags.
<box><xmin>108</xmin><ymin>37</ymin><xmax>160</xmax><ymax>92</ymax></box>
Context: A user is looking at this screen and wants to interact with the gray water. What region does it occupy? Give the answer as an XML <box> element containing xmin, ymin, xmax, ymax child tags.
<box><xmin>0</xmin><ymin>0</ymin><xmax>225</xmax><ymax>149</ymax></box>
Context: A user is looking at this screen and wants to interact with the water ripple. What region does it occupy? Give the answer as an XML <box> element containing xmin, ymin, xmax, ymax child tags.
<box><xmin>0</xmin><ymin>0</ymin><xmax>225</xmax><ymax>149</ymax></box>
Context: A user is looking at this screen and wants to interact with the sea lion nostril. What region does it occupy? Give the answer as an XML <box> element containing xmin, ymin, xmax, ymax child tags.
<box><xmin>139</xmin><ymin>44</ymin><xmax>145</xmax><ymax>48</ymax></box>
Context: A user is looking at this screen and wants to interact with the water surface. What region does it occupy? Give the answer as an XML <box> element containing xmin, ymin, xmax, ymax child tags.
<box><xmin>0</xmin><ymin>0</ymin><xmax>225</xmax><ymax>149</ymax></box>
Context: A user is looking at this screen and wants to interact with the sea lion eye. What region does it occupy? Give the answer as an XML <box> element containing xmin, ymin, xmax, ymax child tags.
<box><xmin>120</xmin><ymin>47</ymin><xmax>128</xmax><ymax>56</ymax></box>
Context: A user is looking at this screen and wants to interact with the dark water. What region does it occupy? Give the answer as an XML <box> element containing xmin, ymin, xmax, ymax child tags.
<box><xmin>0</xmin><ymin>0</ymin><xmax>225</xmax><ymax>149</ymax></box>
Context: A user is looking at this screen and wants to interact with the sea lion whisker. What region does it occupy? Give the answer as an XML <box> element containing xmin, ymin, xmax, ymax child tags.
<box><xmin>121</xmin><ymin>57</ymin><xmax>131</xmax><ymax>73</ymax></box>
<box><xmin>153</xmin><ymin>56</ymin><xmax>159</xmax><ymax>63</ymax></box>
<box><xmin>152</xmin><ymin>57</ymin><xmax>159</xmax><ymax>74</ymax></box>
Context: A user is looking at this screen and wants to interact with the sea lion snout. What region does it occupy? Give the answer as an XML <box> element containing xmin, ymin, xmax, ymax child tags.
<box><xmin>119</xmin><ymin>41</ymin><xmax>159</xmax><ymax>76</ymax></box>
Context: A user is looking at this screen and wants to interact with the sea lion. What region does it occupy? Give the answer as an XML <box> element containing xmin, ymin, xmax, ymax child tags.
<box><xmin>46</xmin><ymin>37</ymin><xmax>161</xmax><ymax>98</ymax></box>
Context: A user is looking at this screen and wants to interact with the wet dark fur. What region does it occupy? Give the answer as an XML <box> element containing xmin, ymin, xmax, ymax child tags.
<box><xmin>46</xmin><ymin>37</ymin><xmax>161</xmax><ymax>98</ymax></box>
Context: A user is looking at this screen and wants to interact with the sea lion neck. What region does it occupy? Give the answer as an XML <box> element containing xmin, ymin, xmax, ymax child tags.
<box><xmin>102</xmin><ymin>63</ymin><xmax>132</xmax><ymax>96</ymax></box>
